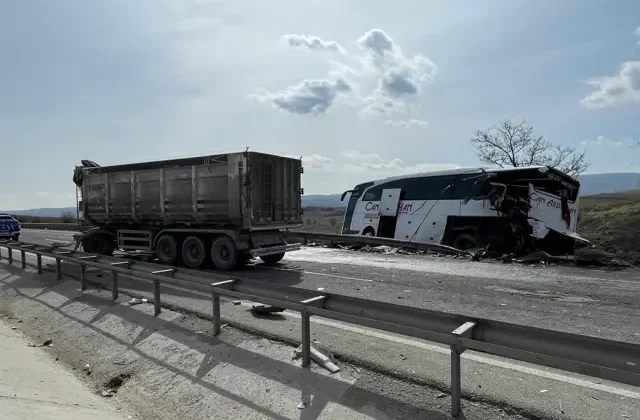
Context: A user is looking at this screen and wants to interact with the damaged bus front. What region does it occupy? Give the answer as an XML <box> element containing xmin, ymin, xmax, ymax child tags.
<box><xmin>340</xmin><ymin>166</ymin><xmax>587</xmax><ymax>256</ymax></box>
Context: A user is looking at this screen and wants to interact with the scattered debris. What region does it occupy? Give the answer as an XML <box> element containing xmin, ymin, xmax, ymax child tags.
<box><xmin>101</xmin><ymin>390</ymin><xmax>117</xmax><ymax>398</ymax></box>
<box><xmin>28</xmin><ymin>339</ymin><xmax>53</xmax><ymax>348</ymax></box>
<box><xmin>297</xmin><ymin>402</ymin><xmax>306</xmax><ymax>410</ymax></box>
<box><xmin>294</xmin><ymin>345</ymin><xmax>341</xmax><ymax>373</ymax></box>
<box><xmin>540</xmin><ymin>389</ymin><xmax>548</xmax><ymax>393</ymax></box>
<box><xmin>128</xmin><ymin>298</ymin><xmax>142</xmax><ymax>305</ymax></box>
<box><xmin>317</xmin><ymin>287</ymin><xmax>325</xmax><ymax>291</ymax></box>
<box><xmin>436</xmin><ymin>392</ymin><xmax>447</xmax><ymax>399</ymax></box>
<box><xmin>232</xmin><ymin>300</ymin><xmax>242</xmax><ymax>305</ymax></box>
<box><xmin>399</xmin><ymin>354</ymin><xmax>407</xmax><ymax>361</ymax></box>
<box><xmin>11</xmin><ymin>326</ymin><xmax>17</xmax><ymax>330</ymax></box>
<box><xmin>250</xmin><ymin>304</ymin><xmax>285</xmax><ymax>315</ymax></box>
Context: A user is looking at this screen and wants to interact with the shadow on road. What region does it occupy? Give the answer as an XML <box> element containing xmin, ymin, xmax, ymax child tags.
<box><xmin>0</xmin><ymin>263</ymin><xmax>455</xmax><ymax>420</ymax></box>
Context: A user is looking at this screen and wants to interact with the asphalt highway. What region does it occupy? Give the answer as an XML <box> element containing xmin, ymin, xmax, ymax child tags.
<box><xmin>20</xmin><ymin>229</ymin><xmax>640</xmax><ymax>344</ymax></box>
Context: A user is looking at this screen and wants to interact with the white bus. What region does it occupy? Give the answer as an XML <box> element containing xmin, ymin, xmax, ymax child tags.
<box><xmin>340</xmin><ymin>166</ymin><xmax>586</xmax><ymax>255</ymax></box>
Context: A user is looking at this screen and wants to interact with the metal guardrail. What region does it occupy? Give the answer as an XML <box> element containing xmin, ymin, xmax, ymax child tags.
<box><xmin>18</xmin><ymin>224</ymin><xmax>467</xmax><ymax>254</ymax></box>
<box><xmin>20</xmin><ymin>223</ymin><xmax>78</xmax><ymax>231</ymax></box>
<box><xmin>1</xmin><ymin>239</ymin><xmax>639</xmax><ymax>417</ymax></box>
<box><xmin>284</xmin><ymin>230</ymin><xmax>468</xmax><ymax>254</ymax></box>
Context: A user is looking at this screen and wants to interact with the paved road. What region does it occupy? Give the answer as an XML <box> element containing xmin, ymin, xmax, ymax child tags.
<box><xmin>20</xmin><ymin>229</ymin><xmax>640</xmax><ymax>344</ymax></box>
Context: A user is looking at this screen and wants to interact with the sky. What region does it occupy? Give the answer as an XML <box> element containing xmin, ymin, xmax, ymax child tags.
<box><xmin>1</xmin><ymin>0</ymin><xmax>640</xmax><ymax>209</ymax></box>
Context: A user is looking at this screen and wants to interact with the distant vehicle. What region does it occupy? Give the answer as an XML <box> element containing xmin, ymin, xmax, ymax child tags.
<box><xmin>0</xmin><ymin>214</ymin><xmax>21</xmax><ymax>240</ymax></box>
<box><xmin>340</xmin><ymin>166</ymin><xmax>586</xmax><ymax>255</ymax></box>
<box><xmin>72</xmin><ymin>151</ymin><xmax>304</xmax><ymax>270</ymax></box>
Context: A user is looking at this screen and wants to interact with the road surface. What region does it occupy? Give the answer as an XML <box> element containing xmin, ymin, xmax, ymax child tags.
<box><xmin>4</xmin><ymin>230</ymin><xmax>640</xmax><ymax>420</ymax></box>
<box><xmin>21</xmin><ymin>229</ymin><xmax>640</xmax><ymax>343</ymax></box>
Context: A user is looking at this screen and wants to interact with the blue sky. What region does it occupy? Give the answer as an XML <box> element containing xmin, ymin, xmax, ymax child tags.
<box><xmin>1</xmin><ymin>0</ymin><xmax>639</xmax><ymax>209</ymax></box>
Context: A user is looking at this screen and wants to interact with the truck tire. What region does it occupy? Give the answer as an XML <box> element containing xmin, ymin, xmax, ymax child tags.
<box><xmin>211</xmin><ymin>235</ymin><xmax>238</xmax><ymax>270</ymax></box>
<box><xmin>156</xmin><ymin>234</ymin><xmax>179</xmax><ymax>265</ymax></box>
<box><xmin>181</xmin><ymin>236</ymin><xmax>206</xmax><ymax>269</ymax></box>
<box><xmin>82</xmin><ymin>234</ymin><xmax>115</xmax><ymax>256</ymax></box>
<box><xmin>260</xmin><ymin>253</ymin><xmax>285</xmax><ymax>265</ymax></box>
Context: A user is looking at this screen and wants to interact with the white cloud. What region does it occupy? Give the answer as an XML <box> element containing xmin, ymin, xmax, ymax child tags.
<box><xmin>581</xmin><ymin>61</ymin><xmax>640</xmax><ymax>109</ymax></box>
<box><xmin>384</xmin><ymin>118</ymin><xmax>429</xmax><ymax>128</ymax></box>
<box><xmin>303</xmin><ymin>154</ymin><xmax>334</xmax><ymax>170</ymax></box>
<box><xmin>250</xmin><ymin>78</ymin><xmax>352</xmax><ymax>114</ymax></box>
<box><xmin>357</xmin><ymin>29</ymin><xmax>437</xmax><ymax>98</ymax></box>
<box><xmin>360</xmin><ymin>95</ymin><xmax>409</xmax><ymax>117</ymax></box>
<box><xmin>339</xmin><ymin>150</ymin><xmax>457</xmax><ymax>175</ymax></box>
<box><xmin>581</xmin><ymin>135</ymin><xmax>624</xmax><ymax>147</ymax></box>
<box><xmin>281</xmin><ymin>34</ymin><xmax>346</xmax><ymax>54</ymax></box>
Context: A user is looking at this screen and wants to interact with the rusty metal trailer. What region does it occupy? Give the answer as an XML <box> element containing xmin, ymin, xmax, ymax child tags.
<box><xmin>72</xmin><ymin>151</ymin><xmax>303</xmax><ymax>270</ymax></box>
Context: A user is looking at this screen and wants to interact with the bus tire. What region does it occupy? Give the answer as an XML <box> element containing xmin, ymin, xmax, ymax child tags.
<box><xmin>452</xmin><ymin>232</ymin><xmax>477</xmax><ymax>251</ymax></box>
<box><xmin>260</xmin><ymin>253</ymin><xmax>285</xmax><ymax>266</ymax></box>
<box><xmin>156</xmin><ymin>234</ymin><xmax>180</xmax><ymax>265</ymax></box>
<box><xmin>211</xmin><ymin>235</ymin><xmax>238</xmax><ymax>271</ymax></box>
<box><xmin>362</xmin><ymin>226</ymin><xmax>375</xmax><ymax>236</ymax></box>
<box><xmin>181</xmin><ymin>235</ymin><xmax>207</xmax><ymax>269</ymax></box>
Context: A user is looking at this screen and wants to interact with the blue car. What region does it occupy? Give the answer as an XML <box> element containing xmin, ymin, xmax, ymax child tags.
<box><xmin>0</xmin><ymin>214</ymin><xmax>20</xmax><ymax>240</ymax></box>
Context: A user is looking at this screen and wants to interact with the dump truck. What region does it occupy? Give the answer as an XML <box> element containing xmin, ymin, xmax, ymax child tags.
<box><xmin>72</xmin><ymin>151</ymin><xmax>304</xmax><ymax>270</ymax></box>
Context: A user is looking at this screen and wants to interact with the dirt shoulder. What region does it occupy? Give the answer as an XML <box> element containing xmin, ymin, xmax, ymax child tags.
<box><xmin>0</xmin><ymin>263</ymin><xmax>532</xmax><ymax>420</ymax></box>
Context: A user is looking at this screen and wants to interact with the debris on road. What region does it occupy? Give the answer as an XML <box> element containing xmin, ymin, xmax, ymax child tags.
<box><xmin>28</xmin><ymin>339</ymin><xmax>53</xmax><ymax>347</ymax></box>
<box><xmin>294</xmin><ymin>345</ymin><xmax>341</xmax><ymax>373</ymax></box>
<box><xmin>297</xmin><ymin>402</ymin><xmax>306</xmax><ymax>410</ymax></box>
<box><xmin>250</xmin><ymin>304</ymin><xmax>285</xmax><ymax>315</ymax></box>
<box><xmin>232</xmin><ymin>300</ymin><xmax>242</xmax><ymax>305</ymax></box>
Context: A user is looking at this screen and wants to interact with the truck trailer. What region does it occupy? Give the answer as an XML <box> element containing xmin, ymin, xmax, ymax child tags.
<box><xmin>72</xmin><ymin>151</ymin><xmax>303</xmax><ymax>270</ymax></box>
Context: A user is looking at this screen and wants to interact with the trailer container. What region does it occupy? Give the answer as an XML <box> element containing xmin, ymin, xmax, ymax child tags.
<box><xmin>72</xmin><ymin>151</ymin><xmax>303</xmax><ymax>270</ymax></box>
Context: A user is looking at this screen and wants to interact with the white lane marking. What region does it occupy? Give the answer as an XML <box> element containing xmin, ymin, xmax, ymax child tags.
<box><xmin>236</xmin><ymin>302</ymin><xmax>640</xmax><ymax>400</ymax></box>
<box><xmin>267</xmin><ymin>266</ymin><xmax>373</xmax><ymax>283</ymax></box>
<box><xmin>10</xmin><ymin>248</ymin><xmax>640</xmax><ymax>399</ymax></box>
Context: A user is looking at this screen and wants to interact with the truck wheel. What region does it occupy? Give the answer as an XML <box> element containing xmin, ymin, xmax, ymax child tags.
<box><xmin>211</xmin><ymin>236</ymin><xmax>238</xmax><ymax>270</ymax></box>
<box><xmin>260</xmin><ymin>253</ymin><xmax>285</xmax><ymax>265</ymax></box>
<box><xmin>156</xmin><ymin>234</ymin><xmax>179</xmax><ymax>265</ymax></box>
<box><xmin>182</xmin><ymin>236</ymin><xmax>206</xmax><ymax>269</ymax></box>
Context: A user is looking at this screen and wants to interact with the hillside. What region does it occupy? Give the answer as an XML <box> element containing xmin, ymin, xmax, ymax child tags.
<box><xmin>578</xmin><ymin>192</ymin><xmax>640</xmax><ymax>265</ymax></box>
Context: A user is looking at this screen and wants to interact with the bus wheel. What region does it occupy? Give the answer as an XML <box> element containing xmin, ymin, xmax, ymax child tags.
<box><xmin>211</xmin><ymin>236</ymin><xmax>238</xmax><ymax>270</ymax></box>
<box><xmin>156</xmin><ymin>234</ymin><xmax>179</xmax><ymax>265</ymax></box>
<box><xmin>362</xmin><ymin>227</ymin><xmax>375</xmax><ymax>236</ymax></box>
<box><xmin>260</xmin><ymin>253</ymin><xmax>285</xmax><ymax>266</ymax></box>
<box><xmin>181</xmin><ymin>236</ymin><xmax>206</xmax><ymax>269</ymax></box>
<box><xmin>452</xmin><ymin>232</ymin><xmax>477</xmax><ymax>251</ymax></box>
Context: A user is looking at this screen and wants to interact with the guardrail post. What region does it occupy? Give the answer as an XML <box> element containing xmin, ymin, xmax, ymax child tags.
<box><xmin>111</xmin><ymin>271</ymin><xmax>118</xmax><ymax>300</ymax></box>
<box><xmin>55</xmin><ymin>258</ymin><xmax>62</xmax><ymax>280</ymax></box>
<box><xmin>450</xmin><ymin>321</ymin><xmax>477</xmax><ymax>417</ymax></box>
<box><xmin>8</xmin><ymin>248</ymin><xmax>13</xmax><ymax>265</ymax></box>
<box><xmin>37</xmin><ymin>254</ymin><xmax>42</xmax><ymax>274</ymax></box>
<box><xmin>212</xmin><ymin>291</ymin><xmax>221</xmax><ymax>335</ymax></box>
<box><xmin>210</xmin><ymin>280</ymin><xmax>236</xmax><ymax>336</ymax></box>
<box><xmin>451</xmin><ymin>347</ymin><xmax>462</xmax><ymax>417</ymax></box>
<box><xmin>301</xmin><ymin>310</ymin><xmax>311</xmax><ymax>368</ymax></box>
<box><xmin>80</xmin><ymin>264</ymin><xmax>86</xmax><ymax>291</ymax></box>
<box><xmin>154</xmin><ymin>280</ymin><xmax>161</xmax><ymax>316</ymax></box>
<box><xmin>20</xmin><ymin>250</ymin><xmax>26</xmax><ymax>269</ymax></box>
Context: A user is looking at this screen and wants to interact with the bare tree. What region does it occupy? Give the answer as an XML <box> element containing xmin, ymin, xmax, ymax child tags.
<box><xmin>60</xmin><ymin>210</ymin><xmax>75</xmax><ymax>223</ymax></box>
<box><xmin>470</xmin><ymin>120</ymin><xmax>589</xmax><ymax>177</ymax></box>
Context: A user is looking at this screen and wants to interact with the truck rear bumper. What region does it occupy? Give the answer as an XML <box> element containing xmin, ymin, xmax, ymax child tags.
<box><xmin>249</xmin><ymin>242</ymin><xmax>301</xmax><ymax>257</ymax></box>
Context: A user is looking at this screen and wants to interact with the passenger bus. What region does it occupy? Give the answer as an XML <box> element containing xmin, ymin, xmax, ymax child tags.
<box><xmin>339</xmin><ymin>166</ymin><xmax>585</xmax><ymax>254</ymax></box>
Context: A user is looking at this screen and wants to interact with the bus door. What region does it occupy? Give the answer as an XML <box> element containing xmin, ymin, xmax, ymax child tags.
<box><xmin>377</xmin><ymin>188</ymin><xmax>402</xmax><ymax>238</ymax></box>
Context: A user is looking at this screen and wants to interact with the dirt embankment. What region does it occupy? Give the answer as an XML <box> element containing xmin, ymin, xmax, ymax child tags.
<box><xmin>579</xmin><ymin>202</ymin><xmax>640</xmax><ymax>266</ymax></box>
